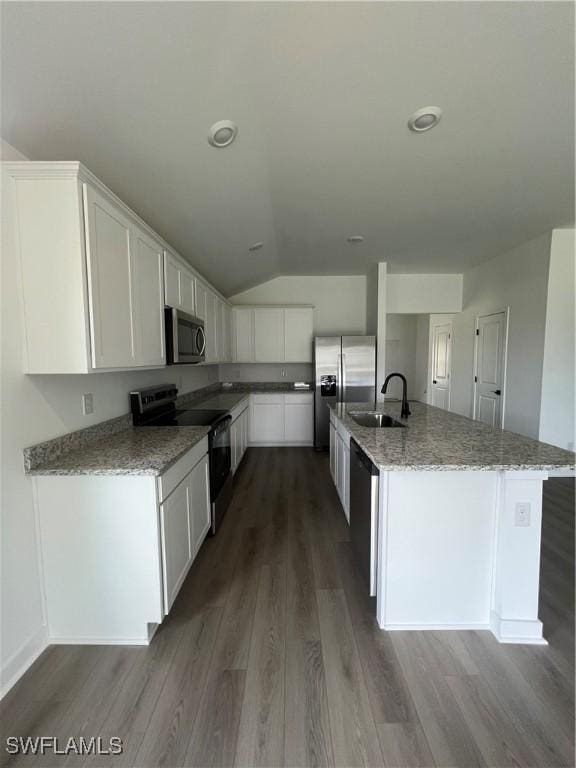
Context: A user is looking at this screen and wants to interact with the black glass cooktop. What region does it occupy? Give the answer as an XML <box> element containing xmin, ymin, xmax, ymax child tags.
<box><xmin>146</xmin><ymin>408</ymin><xmax>227</xmax><ymax>427</ymax></box>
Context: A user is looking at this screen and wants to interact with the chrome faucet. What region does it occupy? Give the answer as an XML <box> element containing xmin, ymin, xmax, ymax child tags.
<box><xmin>381</xmin><ymin>373</ymin><xmax>411</xmax><ymax>418</ymax></box>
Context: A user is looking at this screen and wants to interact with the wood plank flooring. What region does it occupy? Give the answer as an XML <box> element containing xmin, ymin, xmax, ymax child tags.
<box><xmin>1</xmin><ymin>452</ymin><xmax>574</xmax><ymax>768</ymax></box>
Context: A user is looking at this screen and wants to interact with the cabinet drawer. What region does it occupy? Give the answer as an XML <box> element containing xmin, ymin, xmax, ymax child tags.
<box><xmin>157</xmin><ymin>437</ymin><xmax>208</xmax><ymax>502</ymax></box>
<box><xmin>252</xmin><ymin>393</ymin><xmax>284</xmax><ymax>405</ymax></box>
<box><xmin>284</xmin><ymin>392</ymin><xmax>313</xmax><ymax>404</ymax></box>
<box><xmin>229</xmin><ymin>397</ymin><xmax>250</xmax><ymax>423</ymax></box>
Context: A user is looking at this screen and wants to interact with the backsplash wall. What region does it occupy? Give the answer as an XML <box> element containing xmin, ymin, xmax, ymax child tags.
<box><xmin>218</xmin><ymin>363</ymin><xmax>314</xmax><ymax>383</ymax></box>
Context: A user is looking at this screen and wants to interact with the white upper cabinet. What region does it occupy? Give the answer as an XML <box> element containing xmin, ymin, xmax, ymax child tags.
<box><xmin>7</xmin><ymin>162</ymin><xmax>232</xmax><ymax>374</ymax></box>
<box><xmin>195</xmin><ymin>280</ymin><xmax>207</xmax><ymax>321</ymax></box>
<box><xmin>84</xmin><ymin>184</ymin><xmax>136</xmax><ymax>369</ymax></box>
<box><xmin>284</xmin><ymin>308</ymin><xmax>313</xmax><ymax>362</ymax></box>
<box><xmin>232</xmin><ymin>308</ymin><xmax>255</xmax><ymax>362</ymax></box>
<box><xmin>254</xmin><ymin>308</ymin><xmax>285</xmax><ymax>362</ymax></box>
<box><xmin>164</xmin><ymin>251</ymin><xmax>181</xmax><ymax>309</ymax></box>
<box><xmin>205</xmin><ymin>290</ymin><xmax>218</xmax><ymax>362</ymax></box>
<box><xmin>164</xmin><ymin>250</ymin><xmax>195</xmax><ymax>316</ymax></box>
<box><xmin>232</xmin><ymin>306</ymin><xmax>313</xmax><ymax>363</ymax></box>
<box><xmin>132</xmin><ymin>226</ymin><xmax>165</xmax><ymax>367</ymax></box>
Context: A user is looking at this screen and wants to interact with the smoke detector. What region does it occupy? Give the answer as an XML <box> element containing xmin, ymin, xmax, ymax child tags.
<box><xmin>407</xmin><ymin>106</ymin><xmax>442</xmax><ymax>133</ymax></box>
<box><xmin>208</xmin><ymin>120</ymin><xmax>238</xmax><ymax>148</ymax></box>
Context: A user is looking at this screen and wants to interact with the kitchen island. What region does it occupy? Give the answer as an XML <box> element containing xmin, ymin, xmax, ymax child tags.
<box><xmin>329</xmin><ymin>400</ymin><xmax>575</xmax><ymax>644</ymax></box>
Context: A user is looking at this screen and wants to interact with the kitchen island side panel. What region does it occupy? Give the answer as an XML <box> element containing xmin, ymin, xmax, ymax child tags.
<box><xmin>378</xmin><ymin>471</ymin><xmax>498</xmax><ymax>629</ymax></box>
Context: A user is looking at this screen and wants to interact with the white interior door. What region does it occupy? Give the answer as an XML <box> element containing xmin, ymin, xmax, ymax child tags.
<box><xmin>474</xmin><ymin>311</ymin><xmax>507</xmax><ymax>428</ymax></box>
<box><xmin>430</xmin><ymin>321</ymin><xmax>452</xmax><ymax>409</ymax></box>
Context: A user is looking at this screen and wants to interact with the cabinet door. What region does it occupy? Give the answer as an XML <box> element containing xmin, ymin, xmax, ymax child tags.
<box><xmin>329</xmin><ymin>422</ymin><xmax>337</xmax><ymax>482</ymax></box>
<box><xmin>242</xmin><ymin>408</ymin><xmax>249</xmax><ymax>453</ymax></box>
<box><xmin>189</xmin><ymin>454</ymin><xmax>211</xmax><ymax>556</ymax></box>
<box><xmin>233</xmin><ymin>308</ymin><xmax>254</xmax><ymax>362</ymax></box>
<box><xmin>195</xmin><ymin>281</ymin><xmax>207</xmax><ymax>321</ymax></box>
<box><xmin>337</xmin><ymin>433</ymin><xmax>346</xmax><ymax>505</ymax></box>
<box><xmin>132</xmin><ymin>226</ymin><xmax>165</xmax><ymax>366</ymax></box>
<box><xmin>254</xmin><ymin>309</ymin><xmax>285</xmax><ymax>362</ymax></box>
<box><xmin>84</xmin><ymin>184</ymin><xmax>136</xmax><ymax>368</ymax></box>
<box><xmin>230</xmin><ymin>418</ymin><xmax>238</xmax><ymax>473</ymax></box>
<box><xmin>205</xmin><ymin>291</ymin><xmax>218</xmax><ymax>362</ymax></box>
<box><xmin>217</xmin><ymin>300</ymin><xmax>228</xmax><ymax>362</ymax></box>
<box><xmin>250</xmin><ymin>396</ymin><xmax>284</xmax><ymax>443</ymax></box>
<box><xmin>284</xmin><ymin>400</ymin><xmax>313</xmax><ymax>443</ymax></box>
<box><xmin>164</xmin><ymin>251</ymin><xmax>181</xmax><ymax>308</ymax></box>
<box><xmin>180</xmin><ymin>271</ymin><xmax>195</xmax><ymax>316</ymax></box>
<box><xmin>221</xmin><ymin>303</ymin><xmax>231</xmax><ymax>362</ymax></box>
<box><xmin>342</xmin><ymin>442</ymin><xmax>350</xmax><ymax>522</ymax></box>
<box><xmin>284</xmin><ymin>308</ymin><xmax>313</xmax><ymax>362</ymax></box>
<box><xmin>160</xmin><ymin>478</ymin><xmax>192</xmax><ymax>612</ymax></box>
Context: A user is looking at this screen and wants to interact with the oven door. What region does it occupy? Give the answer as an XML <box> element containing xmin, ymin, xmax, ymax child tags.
<box><xmin>165</xmin><ymin>307</ymin><xmax>206</xmax><ymax>364</ymax></box>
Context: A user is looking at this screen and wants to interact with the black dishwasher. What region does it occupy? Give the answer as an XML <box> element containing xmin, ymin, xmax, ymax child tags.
<box><xmin>349</xmin><ymin>439</ymin><xmax>379</xmax><ymax>597</ymax></box>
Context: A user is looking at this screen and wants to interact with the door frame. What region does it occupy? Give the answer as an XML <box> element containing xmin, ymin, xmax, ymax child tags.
<box><xmin>472</xmin><ymin>307</ymin><xmax>510</xmax><ymax>427</ymax></box>
<box><xmin>428</xmin><ymin>317</ymin><xmax>453</xmax><ymax>408</ymax></box>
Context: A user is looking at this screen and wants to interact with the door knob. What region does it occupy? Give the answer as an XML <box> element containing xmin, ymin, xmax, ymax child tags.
<box><xmin>493</xmin><ymin>389</ymin><xmax>501</xmax><ymax>395</ymax></box>
<box><xmin>433</xmin><ymin>380</ymin><xmax>437</xmax><ymax>384</ymax></box>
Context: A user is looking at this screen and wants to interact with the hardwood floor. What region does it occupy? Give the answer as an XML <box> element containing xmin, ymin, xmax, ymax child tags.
<box><xmin>1</xmin><ymin>452</ymin><xmax>574</xmax><ymax>767</ymax></box>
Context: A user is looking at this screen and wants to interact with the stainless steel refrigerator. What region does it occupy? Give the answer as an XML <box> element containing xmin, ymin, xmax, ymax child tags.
<box><xmin>314</xmin><ymin>336</ymin><xmax>376</xmax><ymax>449</ymax></box>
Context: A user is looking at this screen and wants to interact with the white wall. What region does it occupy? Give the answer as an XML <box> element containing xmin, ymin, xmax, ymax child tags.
<box><xmin>384</xmin><ymin>315</ymin><xmax>417</xmax><ymax>399</ymax></box>
<box><xmin>539</xmin><ymin>229</ymin><xmax>575</xmax><ymax>450</ymax></box>
<box><xmin>450</xmin><ymin>233</ymin><xmax>552</xmax><ymax>438</ymax></box>
<box><xmin>386</xmin><ymin>274</ymin><xmax>463</xmax><ymax>314</ymax></box>
<box><xmin>0</xmin><ymin>142</ymin><xmax>219</xmax><ymax>693</ymax></box>
<box><xmin>229</xmin><ymin>275</ymin><xmax>367</xmax><ymax>335</ymax></box>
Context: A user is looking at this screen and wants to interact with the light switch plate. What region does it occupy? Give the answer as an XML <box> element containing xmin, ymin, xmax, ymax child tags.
<box><xmin>515</xmin><ymin>502</ymin><xmax>531</xmax><ymax>527</ymax></box>
<box><xmin>82</xmin><ymin>393</ymin><xmax>94</xmax><ymax>415</ymax></box>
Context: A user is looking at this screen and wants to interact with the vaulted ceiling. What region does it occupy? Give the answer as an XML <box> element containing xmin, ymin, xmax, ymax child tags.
<box><xmin>2</xmin><ymin>2</ymin><xmax>574</xmax><ymax>295</ymax></box>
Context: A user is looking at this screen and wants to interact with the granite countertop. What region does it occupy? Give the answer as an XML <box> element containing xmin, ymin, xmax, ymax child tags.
<box><xmin>27</xmin><ymin>426</ymin><xmax>210</xmax><ymax>477</ymax></box>
<box><xmin>329</xmin><ymin>401</ymin><xmax>576</xmax><ymax>472</ymax></box>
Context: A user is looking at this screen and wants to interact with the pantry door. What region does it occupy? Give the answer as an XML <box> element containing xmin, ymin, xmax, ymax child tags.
<box><xmin>430</xmin><ymin>321</ymin><xmax>452</xmax><ymax>410</ymax></box>
<box><xmin>473</xmin><ymin>310</ymin><xmax>508</xmax><ymax>428</ymax></box>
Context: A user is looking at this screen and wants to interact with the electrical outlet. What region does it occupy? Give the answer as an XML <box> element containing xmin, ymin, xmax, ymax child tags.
<box><xmin>515</xmin><ymin>502</ymin><xmax>531</xmax><ymax>527</ymax></box>
<box><xmin>281</xmin><ymin>368</ymin><xmax>286</xmax><ymax>378</ymax></box>
<box><xmin>82</xmin><ymin>393</ymin><xmax>94</xmax><ymax>415</ymax></box>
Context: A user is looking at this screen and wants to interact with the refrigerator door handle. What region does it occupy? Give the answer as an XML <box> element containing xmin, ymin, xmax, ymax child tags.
<box><xmin>337</xmin><ymin>354</ymin><xmax>342</xmax><ymax>401</ymax></box>
<box><xmin>341</xmin><ymin>353</ymin><xmax>347</xmax><ymax>402</ymax></box>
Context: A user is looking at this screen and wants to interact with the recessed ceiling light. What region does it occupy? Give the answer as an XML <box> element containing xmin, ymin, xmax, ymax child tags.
<box><xmin>248</xmin><ymin>242</ymin><xmax>264</xmax><ymax>251</ymax></box>
<box><xmin>208</xmin><ymin>120</ymin><xmax>238</xmax><ymax>148</ymax></box>
<box><xmin>347</xmin><ymin>235</ymin><xmax>364</xmax><ymax>243</ymax></box>
<box><xmin>407</xmin><ymin>106</ymin><xmax>442</xmax><ymax>133</ymax></box>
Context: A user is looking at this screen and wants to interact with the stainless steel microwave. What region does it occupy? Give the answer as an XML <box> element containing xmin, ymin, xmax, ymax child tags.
<box><xmin>165</xmin><ymin>307</ymin><xmax>206</xmax><ymax>364</ymax></box>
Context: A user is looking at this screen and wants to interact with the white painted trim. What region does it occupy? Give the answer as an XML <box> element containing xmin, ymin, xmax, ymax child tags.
<box><xmin>546</xmin><ymin>468</ymin><xmax>576</xmax><ymax>477</ymax></box>
<box><xmin>49</xmin><ymin>636</ymin><xmax>150</xmax><ymax>646</ymax></box>
<box><xmin>0</xmin><ymin>625</ymin><xmax>48</xmax><ymax>699</ymax></box>
<box><xmin>489</xmin><ymin>611</ymin><xmax>546</xmax><ymax>645</ymax></box>
<box><xmin>382</xmin><ymin>623</ymin><xmax>491</xmax><ymax>632</ymax></box>
<box><xmin>472</xmin><ymin>307</ymin><xmax>510</xmax><ymax>427</ymax></box>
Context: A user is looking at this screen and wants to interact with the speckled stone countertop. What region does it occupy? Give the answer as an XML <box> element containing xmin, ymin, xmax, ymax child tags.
<box><xmin>329</xmin><ymin>401</ymin><xmax>576</xmax><ymax>472</ymax></box>
<box><xmin>26</xmin><ymin>427</ymin><xmax>210</xmax><ymax>477</ymax></box>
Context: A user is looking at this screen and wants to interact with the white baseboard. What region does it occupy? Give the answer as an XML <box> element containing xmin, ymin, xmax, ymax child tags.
<box><xmin>49</xmin><ymin>635</ymin><xmax>150</xmax><ymax>645</ymax></box>
<box><xmin>489</xmin><ymin>611</ymin><xmax>547</xmax><ymax>645</ymax></box>
<box><xmin>0</xmin><ymin>625</ymin><xmax>48</xmax><ymax>700</ymax></box>
<box><xmin>381</xmin><ymin>622</ymin><xmax>490</xmax><ymax>632</ymax></box>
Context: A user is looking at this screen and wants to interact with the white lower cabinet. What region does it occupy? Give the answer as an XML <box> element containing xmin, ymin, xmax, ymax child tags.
<box><xmin>161</xmin><ymin>452</ymin><xmax>210</xmax><ymax>612</ymax></box>
<box><xmin>231</xmin><ymin>402</ymin><xmax>250</xmax><ymax>473</ymax></box>
<box><xmin>160</xmin><ymin>477</ymin><xmax>192</xmax><ymax>612</ymax></box>
<box><xmin>330</xmin><ymin>416</ymin><xmax>350</xmax><ymax>522</ymax></box>
<box><xmin>35</xmin><ymin>437</ymin><xmax>210</xmax><ymax>643</ymax></box>
<box><xmin>249</xmin><ymin>392</ymin><xmax>313</xmax><ymax>445</ymax></box>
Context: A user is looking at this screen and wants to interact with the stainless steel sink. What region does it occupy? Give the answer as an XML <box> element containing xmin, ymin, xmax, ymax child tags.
<box><xmin>349</xmin><ymin>412</ymin><xmax>406</xmax><ymax>428</ymax></box>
